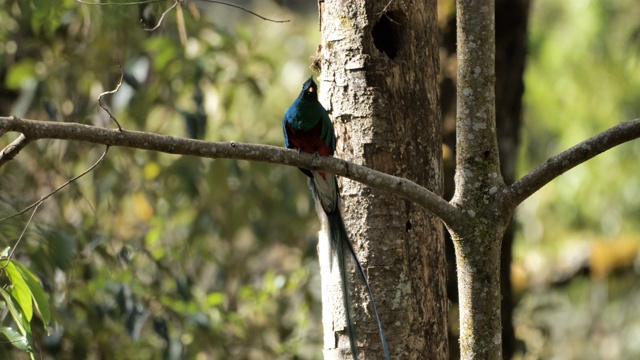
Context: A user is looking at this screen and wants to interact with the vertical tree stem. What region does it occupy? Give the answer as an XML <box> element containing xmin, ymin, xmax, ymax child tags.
<box><xmin>452</xmin><ymin>1</ymin><xmax>506</xmax><ymax>359</ymax></box>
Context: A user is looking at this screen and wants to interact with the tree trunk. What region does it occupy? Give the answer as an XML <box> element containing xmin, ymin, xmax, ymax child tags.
<box><xmin>441</xmin><ymin>1</ymin><xmax>531</xmax><ymax>357</ymax></box>
<box><xmin>317</xmin><ymin>1</ymin><xmax>447</xmax><ymax>359</ymax></box>
<box><xmin>450</xmin><ymin>1</ymin><xmax>508</xmax><ymax>359</ymax></box>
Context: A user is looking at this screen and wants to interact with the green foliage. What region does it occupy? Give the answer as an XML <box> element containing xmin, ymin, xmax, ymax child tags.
<box><xmin>12</xmin><ymin>260</ymin><xmax>51</xmax><ymax>328</ymax></box>
<box><xmin>515</xmin><ymin>1</ymin><xmax>640</xmax><ymax>358</ymax></box>
<box><xmin>0</xmin><ymin>287</ymin><xmax>34</xmax><ymax>355</ymax></box>
<box><xmin>0</xmin><ymin>254</ymin><xmax>51</xmax><ymax>357</ymax></box>
<box><xmin>520</xmin><ymin>0</ymin><xmax>640</xmax><ymax>239</ymax></box>
<box><xmin>1</xmin><ymin>0</ymin><xmax>323</xmax><ymax>358</ymax></box>
<box><xmin>5</xmin><ymin>59</ymin><xmax>36</xmax><ymax>90</ymax></box>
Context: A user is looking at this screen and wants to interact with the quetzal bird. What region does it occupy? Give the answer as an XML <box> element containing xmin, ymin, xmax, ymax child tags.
<box><xmin>283</xmin><ymin>77</ymin><xmax>390</xmax><ymax>360</ymax></box>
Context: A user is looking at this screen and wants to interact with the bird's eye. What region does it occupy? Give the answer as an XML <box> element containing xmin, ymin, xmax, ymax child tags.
<box><xmin>308</xmin><ymin>87</ymin><xmax>314</xmax><ymax>93</ymax></box>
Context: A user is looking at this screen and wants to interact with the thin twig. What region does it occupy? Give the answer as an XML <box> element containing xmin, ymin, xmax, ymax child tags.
<box><xmin>510</xmin><ymin>118</ymin><xmax>640</xmax><ymax>206</ymax></box>
<box><xmin>198</xmin><ymin>0</ymin><xmax>290</xmax><ymax>23</ymax></box>
<box><xmin>98</xmin><ymin>63</ymin><xmax>124</xmax><ymax>131</ymax></box>
<box><xmin>0</xmin><ymin>146</ymin><xmax>110</xmax><ymax>223</ymax></box>
<box><xmin>144</xmin><ymin>0</ymin><xmax>180</xmax><ymax>31</ymax></box>
<box><xmin>377</xmin><ymin>0</ymin><xmax>401</xmax><ymax>25</ymax></box>
<box><xmin>76</xmin><ymin>0</ymin><xmax>167</xmax><ymax>5</ymax></box>
<box><xmin>380</xmin><ymin>0</ymin><xmax>394</xmax><ymax>13</ymax></box>
<box><xmin>5</xmin><ymin>203</ymin><xmax>41</xmax><ymax>264</ymax></box>
<box><xmin>78</xmin><ymin>0</ymin><xmax>289</xmax><ymax>25</ymax></box>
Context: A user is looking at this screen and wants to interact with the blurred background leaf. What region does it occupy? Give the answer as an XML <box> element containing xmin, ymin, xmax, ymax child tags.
<box><xmin>0</xmin><ymin>0</ymin><xmax>322</xmax><ymax>358</ymax></box>
<box><xmin>513</xmin><ymin>1</ymin><xmax>640</xmax><ymax>359</ymax></box>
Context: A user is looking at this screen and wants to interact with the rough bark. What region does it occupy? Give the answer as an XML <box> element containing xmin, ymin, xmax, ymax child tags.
<box><xmin>318</xmin><ymin>1</ymin><xmax>447</xmax><ymax>359</ymax></box>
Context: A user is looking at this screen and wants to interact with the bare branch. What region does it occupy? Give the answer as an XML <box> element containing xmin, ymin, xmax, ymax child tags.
<box><xmin>0</xmin><ymin>146</ymin><xmax>110</xmax><ymax>223</ymax></box>
<box><xmin>0</xmin><ymin>116</ymin><xmax>460</xmax><ymax>227</ymax></box>
<box><xmin>0</xmin><ymin>134</ymin><xmax>32</xmax><ymax>167</ymax></box>
<box><xmin>510</xmin><ymin>118</ymin><xmax>640</xmax><ymax>206</ymax></box>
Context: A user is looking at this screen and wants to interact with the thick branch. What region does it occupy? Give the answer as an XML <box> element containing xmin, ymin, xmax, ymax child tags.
<box><xmin>0</xmin><ymin>116</ymin><xmax>460</xmax><ymax>227</ymax></box>
<box><xmin>510</xmin><ymin>118</ymin><xmax>640</xmax><ymax>205</ymax></box>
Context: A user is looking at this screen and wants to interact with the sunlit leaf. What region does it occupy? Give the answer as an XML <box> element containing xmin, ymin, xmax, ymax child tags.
<box><xmin>5</xmin><ymin>261</ymin><xmax>33</xmax><ymax>322</ymax></box>
<box><xmin>0</xmin><ymin>288</ymin><xmax>32</xmax><ymax>340</ymax></box>
<box><xmin>12</xmin><ymin>260</ymin><xmax>51</xmax><ymax>330</ymax></box>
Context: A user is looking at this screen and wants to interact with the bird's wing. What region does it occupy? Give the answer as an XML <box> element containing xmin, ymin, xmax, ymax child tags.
<box><xmin>282</xmin><ymin>115</ymin><xmax>294</xmax><ymax>149</ymax></box>
<box><xmin>320</xmin><ymin>111</ymin><xmax>337</xmax><ymax>153</ymax></box>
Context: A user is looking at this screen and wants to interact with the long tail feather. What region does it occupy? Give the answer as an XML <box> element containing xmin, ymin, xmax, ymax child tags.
<box><xmin>327</xmin><ymin>211</ymin><xmax>391</xmax><ymax>360</ymax></box>
<box><xmin>330</xmin><ymin>213</ymin><xmax>359</xmax><ymax>359</ymax></box>
<box><xmin>341</xmin><ymin>223</ymin><xmax>391</xmax><ymax>360</ymax></box>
